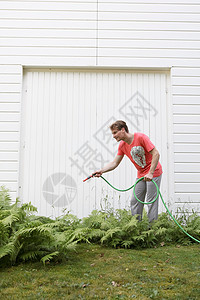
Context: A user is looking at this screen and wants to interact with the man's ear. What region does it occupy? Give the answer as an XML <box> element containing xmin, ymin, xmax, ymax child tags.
<box><xmin>121</xmin><ymin>128</ymin><xmax>125</xmax><ymax>132</ymax></box>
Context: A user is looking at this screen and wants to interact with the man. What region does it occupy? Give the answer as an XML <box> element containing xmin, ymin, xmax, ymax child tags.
<box><xmin>93</xmin><ymin>120</ymin><xmax>162</xmax><ymax>223</ymax></box>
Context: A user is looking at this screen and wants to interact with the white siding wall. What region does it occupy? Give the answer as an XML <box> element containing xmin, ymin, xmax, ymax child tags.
<box><xmin>0</xmin><ymin>65</ymin><xmax>22</xmax><ymax>199</ymax></box>
<box><xmin>0</xmin><ymin>0</ymin><xmax>97</xmax><ymax>66</ymax></box>
<box><xmin>0</xmin><ymin>1</ymin><xmax>199</xmax><ymax>214</ymax></box>
<box><xmin>172</xmin><ymin>67</ymin><xmax>200</xmax><ymax>213</ymax></box>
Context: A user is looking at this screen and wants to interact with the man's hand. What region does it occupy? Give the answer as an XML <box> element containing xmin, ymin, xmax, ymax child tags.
<box><xmin>92</xmin><ymin>170</ymin><xmax>102</xmax><ymax>177</ymax></box>
<box><xmin>144</xmin><ymin>173</ymin><xmax>153</xmax><ymax>181</ymax></box>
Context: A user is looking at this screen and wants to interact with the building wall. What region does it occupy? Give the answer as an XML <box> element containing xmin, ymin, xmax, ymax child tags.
<box><xmin>0</xmin><ymin>0</ymin><xmax>199</xmax><ymax>214</ymax></box>
<box><xmin>0</xmin><ymin>65</ymin><xmax>22</xmax><ymax>200</ymax></box>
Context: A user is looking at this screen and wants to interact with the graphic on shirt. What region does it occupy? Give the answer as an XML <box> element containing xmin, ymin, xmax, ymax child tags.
<box><xmin>130</xmin><ymin>146</ymin><xmax>146</xmax><ymax>168</ymax></box>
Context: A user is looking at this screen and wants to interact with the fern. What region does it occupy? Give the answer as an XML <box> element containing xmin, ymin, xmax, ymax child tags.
<box><xmin>82</xmin><ymin>210</ymin><xmax>107</xmax><ymax>229</ymax></box>
<box><xmin>0</xmin><ymin>242</ymin><xmax>16</xmax><ymax>259</ymax></box>
<box><xmin>1</xmin><ymin>214</ymin><xmax>20</xmax><ymax>227</ymax></box>
<box><xmin>87</xmin><ymin>228</ymin><xmax>104</xmax><ymax>242</ymax></box>
<box><xmin>19</xmin><ymin>250</ymin><xmax>44</xmax><ymax>262</ymax></box>
<box><xmin>40</xmin><ymin>251</ymin><xmax>60</xmax><ymax>265</ymax></box>
<box><xmin>121</xmin><ymin>240</ymin><xmax>135</xmax><ymax>249</ymax></box>
<box><xmin>0</xmin><ymin>238</ymin><xmax>22</xmax><ymax>264</ymax></box>
<box><xmin>101</xmin><ymin>227</ymin><xmax>122</xmax><ymax>245</ymax></box>
<box><xmin>0</xmin><ymin>186</ymin><xmax>12</xmax><ymax>209</ymax></box>
<box><xmin>0</xmin><ymin>222</ymin><xmax>9</xmax><ymax>246</ymax></box>
<box><xmin>17</xmin><ymin>225</ymin><xmax>52</xmax><ymax>237</ymax></box>
<box><xmin>69</xmin><ymin>227</ymin><xmax>91</xmax><ymax>244</ymax></box>
<box><xmin>122</xmin><ymin>216</ymin><xmax>138</xmax><ymax>232</ymax></box>
<box><xmin>1</xmin><ymin>185</ymin><xmax>200</xmax><ymax>265</ymax></box>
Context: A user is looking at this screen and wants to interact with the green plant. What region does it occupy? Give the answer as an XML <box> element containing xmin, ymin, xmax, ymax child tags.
<box><xmin>0</xmin><ymin>187</ymin><xmax>199</xmax><ymax>266</ymax></box>
<box><xmin>0</xmin><ymin>187</ymin><xmax>79</xmax><ymax>266</ymax></box>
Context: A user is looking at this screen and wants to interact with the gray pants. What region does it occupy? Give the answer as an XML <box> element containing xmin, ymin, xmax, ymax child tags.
<box><xmin>130</xmin><ymin>175</ymin><xmax>162</xmax><ymax>223</ymax></box>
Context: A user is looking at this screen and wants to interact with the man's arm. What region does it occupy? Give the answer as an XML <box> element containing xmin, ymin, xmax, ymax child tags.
<box><xmin>93</xmin><ymin>155</ymin><xmax>124</xmax><ymax>177</ymax></box>
<box><xmin>144</xmin><ymin>147</ymin><xmax>160</xmax><ymax>181</ymax></box>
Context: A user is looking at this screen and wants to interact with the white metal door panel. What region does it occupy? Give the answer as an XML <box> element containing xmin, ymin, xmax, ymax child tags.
<box><xmin>20</xmin><ymin>69</ymin><xmax>170</xmax><ymax>218</ymax></box>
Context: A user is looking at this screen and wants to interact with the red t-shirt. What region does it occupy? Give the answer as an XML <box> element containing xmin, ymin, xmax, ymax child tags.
<box><xmin>117</xmin><ymin>133</ymin><xmax>162</xmax><ymax>178</ymax></box>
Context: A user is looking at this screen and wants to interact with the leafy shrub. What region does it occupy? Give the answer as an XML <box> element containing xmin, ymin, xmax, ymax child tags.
<box><xmin>0</xmin><ymin>187</ymin><xmax>200</xmax><ymax>265</ymax></box>
<box><xmin>0</xmin><ymin>187</ymin><xmax>79</xmax><ymax>266</ymax></box>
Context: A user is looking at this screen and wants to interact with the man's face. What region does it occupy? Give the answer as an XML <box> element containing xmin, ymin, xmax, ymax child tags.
<box><xmin>111</xmin><ymin>127</ymin><xmax>125</xmax><ymax>142</ymax></box>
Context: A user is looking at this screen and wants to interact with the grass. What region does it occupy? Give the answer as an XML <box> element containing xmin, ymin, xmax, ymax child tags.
<box><xmin>0</xmin><ymin>244</ymin><xmax>199</xmax><ymax>300</ymax></box>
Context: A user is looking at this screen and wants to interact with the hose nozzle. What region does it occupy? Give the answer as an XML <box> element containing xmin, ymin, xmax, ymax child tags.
<box><xmin>83</xmin><ymin>173</ymin><xmax>96</xmax><ymax>182</ymax></box>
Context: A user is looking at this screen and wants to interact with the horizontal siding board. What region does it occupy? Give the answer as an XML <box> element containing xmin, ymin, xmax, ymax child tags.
<box><xmin>97</xmin><ymin>57</ymin><xmax>200</xmax><ymax>68</ymax></box>
<box><xmin>98</xmin><ymin>12</ymin><xmax>200</xmax><ymax>22</ymax></box>
<box><xmin>173</xmin><ymin>105</ymin><xmax>200</xmax><ymax>114</ymax></box>
<box><xmin>172</xmin><ymin>86</ymin><xmax>200</xmax><ymax>95</ymax></box>
<box><xmin>0</xmin><ymin>47</ymin><xmax>95</xmax><ymax>56</ymax></box>
<box><xmin>175</xmin><ymin>183</ymin><xmax>200</xmax><ymax>193</ymax></box>
<box><xmin>173</xmin><ymin>96</ymin><xmax>200</xmax><ymax>105</ymax></box>
<box><xmin>0</xmin><ymin>38</ymin><xmax>96</xmax><ymax>48</ymax></box>
<box><xmin>0</xmin><ymin>74</ymin><xmax>22</xmax><ymax>84</ymax></box>
<box><xmin>174</xmin><ymin>173</ymin><xmax>200</xmax><ymax>183</ymax></box>
<box><xmin>98</xmin><ymin>30</ymin><xmax>200</xmax><ymax>40</ymax></box>
<box><xmin>1</xmin><ymin>10</ymin><xmax>96</xmax><ymax>21</ymax></box>
<box><xmin>174</xmin><ymin>115</ymin><xmax>200</xmax><ymax>124</ymax></box>
<box><xmin>0</xmin><ymin>2</ymin><xmax>96</xmax><ymax>11</ymax></box>
<box><xmin>174</xmin><ymin>134</ymin><xmax>200</xmax><ymax>143</ymax></box>
<box><xmin>1</xmin><ymin>10</ymin><xmax>96</xmax><ymax>20</ymax></box>
<box><xmin>0</xmin><ymin>84</ymin><xmax>21</xmax><ymax>93</ymax></box>
<box><xmin>0</xmin><ymin>162</ymin><xmax>18</xmax><ymax>170</ymax></box>
<box><xmin>174</xmin><ymin>124</ymin><xmax>200</xmax><ymax>134</ymax></box>
<box><xmin>98</xmin><ymin>48</ymin><xmax>200</xmax><ymax>58</ymax></box>
<box><xmin>174</xmin><ymin>144</ymin><xmax>200</xmax><ymax>152</ymax></box>
<box><xmin>98</xmin><ymin>39</ymin><xmax>200</xmax><ymax>49</ymax></box>
<box><xmin>175</xmin><ymin>163</ymin><xmax>200</xmax><ymax>172</ymax></box>
<box><xmin>0</xmin><ymin>103</ymin><xmax>20</xmax><ymax>111</ymax></box>
<box><xmin>0</xmin><ymin>65</ymin><xmax>21</xmax><ymax>73</ymax></box>
<box><xmin>172</xmin><ymin>68</ymin><xmax>200</xmax><ymax>76</ymax></box>
<box><xmin>0</xmin><ymin>112</ymin><xmax>20</xmax><ymax>121</ymax></box>
<box><xmin>0</xmin><ymin>94</ymin><xmax>20</xmax><ymax>102</ymax></box>
<box><xmin>0</xmin><ymin>132</ymin><xmax>20</xmax><ymax>141</ymax></box>
<box><xmin>0</xmin><ymin>152</ymin><xmax>18</xmax><ymax>160</ymax></box>
<box><xmin>99</xmin><ymin>3</ymin><xmax>200</xmax><ymax>13</ymax></box>
<box><xmin>0</xmin><ymin>29</ymin><xmax>96</xmax><ymax>39</ymax></box>
<box><xmin>0</xmin><ymin>20</ymin><xmax>96</xmax><ymax>29</ymax></box>
<box><xmin>0</xmin><ymin>122</ymin><xmax>19</xmax><ymax>131</ymax></box>
<box><xmin>0</xmin><ymin>172</ymin><xmax>17</xmax><ymax>181</ymax></box>
<box><xmin>0</xmin><ymin>141</ymin><xmax>19</xmax><ymax>151</ymax></box>
<box><xmin>172</xmin><ymin>77</ymin><xmax>200</xmax><ymax>86</ymax></box>
<box><xmin>2</xmin><ymin>1</ymin><xmax>199</xmax><ymax>11</ymax></box>
<box><xmin>174</xmin><ymin>153</ymin><xmax>200</xmax><ymax>163</ymax></box>
<box><xmin>98</xmin><ymin>21</ymin><xmax>200</xmax><ymax>31</ymax></box>
<box><xmin>0</xmin><ymin>56</ymin><xmax>97</xmax><ymax>66</ymax></box>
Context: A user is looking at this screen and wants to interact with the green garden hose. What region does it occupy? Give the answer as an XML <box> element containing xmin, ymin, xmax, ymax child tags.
<box><xmin>100</xmin><ymin>176</ymin><xmax>200</xmax><ymax>244</ymax></box>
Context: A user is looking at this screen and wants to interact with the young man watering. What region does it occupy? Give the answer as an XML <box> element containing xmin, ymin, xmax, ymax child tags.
<box><xmin>93</xmin><ymin>120</ymin><xmax>162</xmax><ymax>223</ymax></box>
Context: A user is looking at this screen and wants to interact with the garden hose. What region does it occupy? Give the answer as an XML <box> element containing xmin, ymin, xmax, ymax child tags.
<box><xmin>84</xmin><ymin>175</ymin><xmax>200</xmax><ymax>243</ymax></box>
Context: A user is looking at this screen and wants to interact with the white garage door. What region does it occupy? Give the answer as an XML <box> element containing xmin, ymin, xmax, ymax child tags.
<box><xmin>19</xmin><ymin>68</ymin><xmax>171</xmax><ymax>218</ymax></box>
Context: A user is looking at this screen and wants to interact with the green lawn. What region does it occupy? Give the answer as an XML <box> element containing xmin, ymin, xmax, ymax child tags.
<box><xmin>0</xmin><ymin>244</ymin><xmax>199</xmax><ymax>300</ymax></box>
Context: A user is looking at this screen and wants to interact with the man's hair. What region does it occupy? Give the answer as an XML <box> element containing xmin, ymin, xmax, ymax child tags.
<box><xmin>110</xmin><ymin>120</ymin><xmax>129</xmax><ymax>133</ymax></box>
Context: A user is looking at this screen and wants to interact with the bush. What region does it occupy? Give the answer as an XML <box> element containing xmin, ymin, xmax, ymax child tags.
<box><xmin>0</xmin><ymin>187</ymin><xmax>199</xmax><ymax>265</ymax></box>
